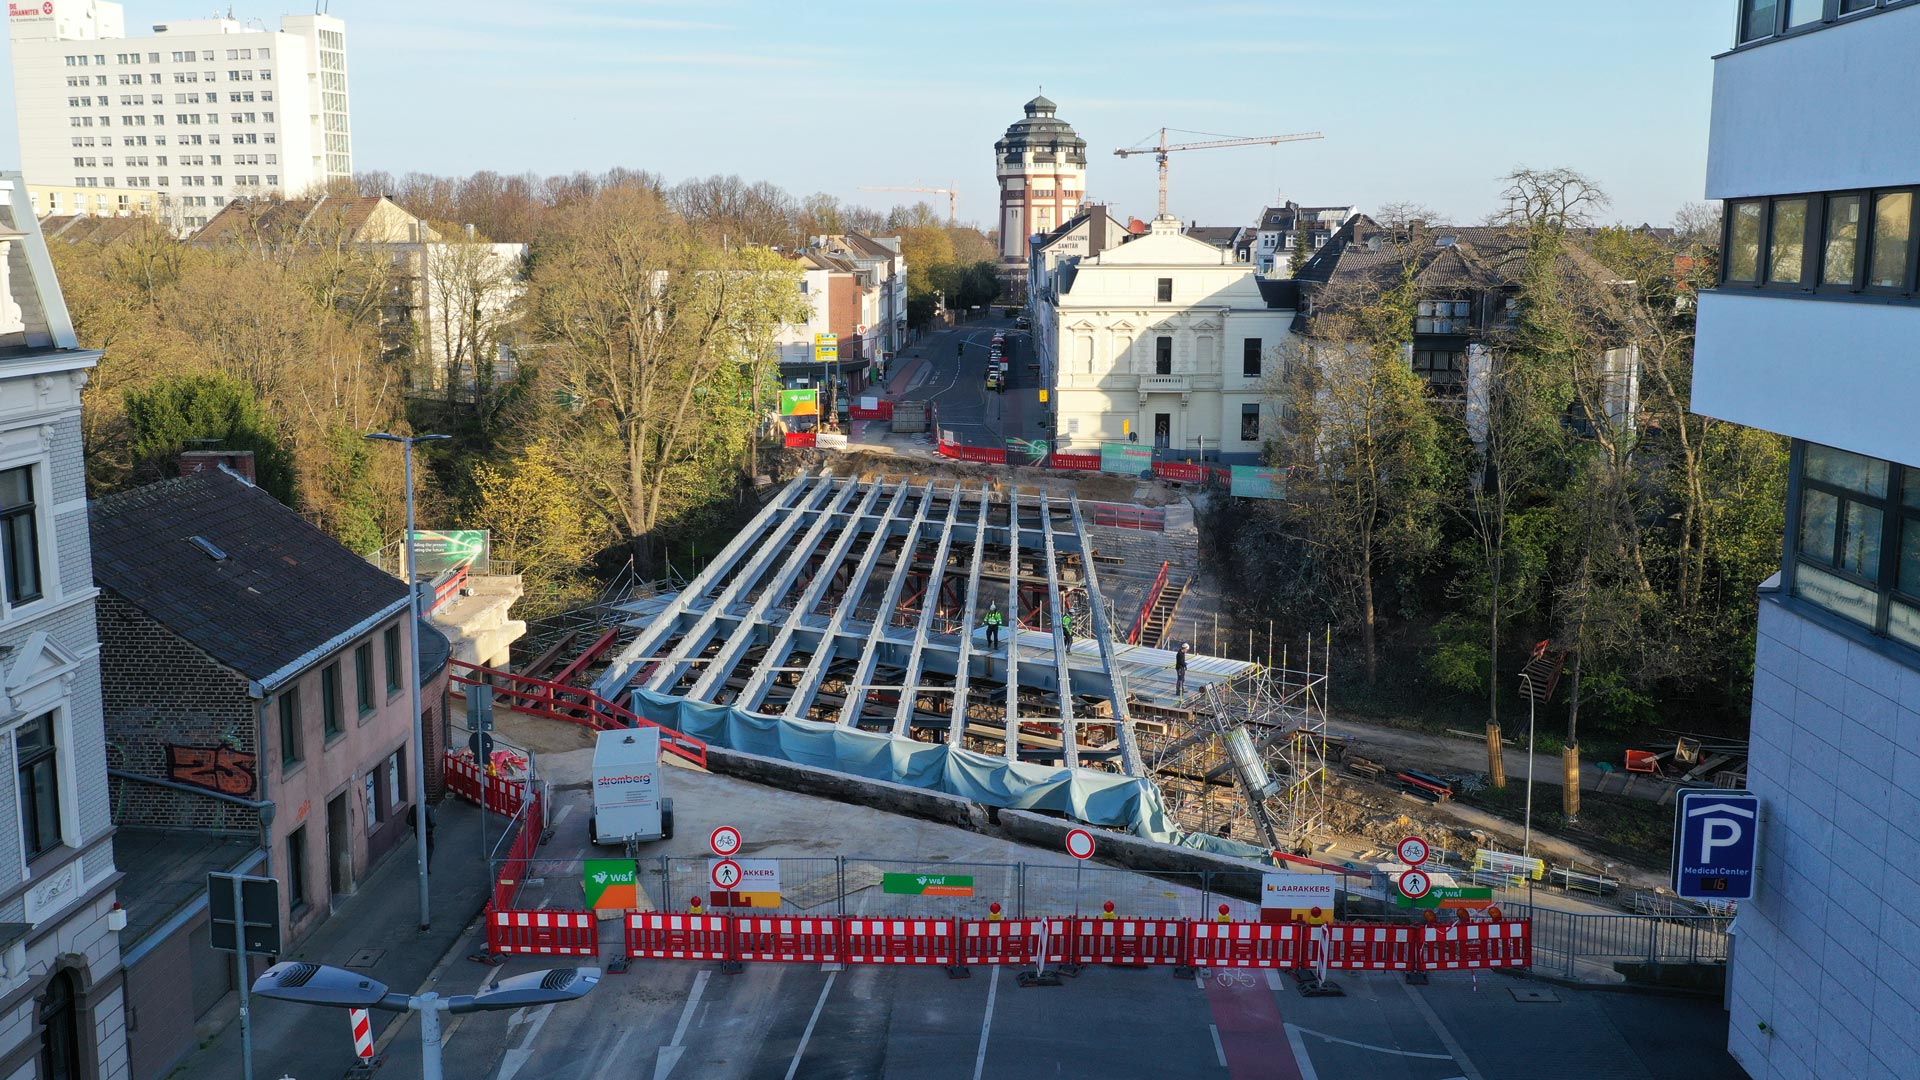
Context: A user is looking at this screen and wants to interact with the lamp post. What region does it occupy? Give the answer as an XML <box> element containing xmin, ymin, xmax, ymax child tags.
<box><xmin>366</xmin><ymin>431</ymin><xmax>451</xmax><ymax>930</ymax></box>
<box><xmin>252</xmin><ymin>961</ymin><xmax>600</xmax><ymax>1080</ymax></box>
<box><xmin>1517</xmin><ymin>671</ymin><xmax>1538</xmax><ymax>859</ymax></box>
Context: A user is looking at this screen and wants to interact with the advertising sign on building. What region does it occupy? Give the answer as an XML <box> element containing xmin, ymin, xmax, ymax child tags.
<box><xmin>708</xmin><ymin>858</ymin><xmax>782</xmax><ymax>908</ymax></box>
<box><xmin>1229</xmin><ymin>466</ymin><xmax>1286</xmax><ymax>500</ymax></box>
<box><xmin>1099</xmin><ymin>441</ymin><xmax>1153</xmax><ymax>476</ymax></box>
<box><xmin>1672</xmin><ymin>789</ymin><xmax>1761</xmax><ymax>901</ymax></box>
<box><xmin>584</xmin><ymin>859</ymin><xmax>640</xmax><ymax>910</ymax></box>
<box><xmin>409</xmin><ymin>530</ymin><xmax>491</xmax><ymax>575</ymax></box>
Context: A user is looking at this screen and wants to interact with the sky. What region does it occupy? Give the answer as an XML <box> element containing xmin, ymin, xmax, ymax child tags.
<box><xmin>2</xmin><ymin>0</ymin><xmax>1730</xmax><ymax>229</ymax></box>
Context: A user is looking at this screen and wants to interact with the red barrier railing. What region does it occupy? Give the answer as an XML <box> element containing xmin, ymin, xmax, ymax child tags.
<box><xmin>785</xmin><ymin>431</ymin><xmax>817</xmax><ymax>448</ymax></box>
<box><xmin>487</xmin><ymin>909</ymin><xmax>597</xmax><ymax>957</ymax></box>
<box><xmin>491</xmin><ymin>786</ymin><xmax>545</xmax><ymax>912</ymax></box>
<box><xmin>428</xmin><ymin>566</ymin><xmax>472</xmax><ymax>614</ymax></box>
<box><xmin>938</xmin><ymin>441</ymin><xmax>1008</xmax><ymax>465</ymax></box>
<box><xmin>442</xmin><ymin>751</ymin><xmax>526</xmax><ymax>817</ymax></box>
<box><xmin>1126</xmin><ymin>561</ymin><xmax>1172</xmax><ymax>646</ymax></box>
<box><xmin>1087</xmin><ymin>503</ymin><xmax>1167</xmax><ymax>531</ymax></box>
<box><xmin>449</xmin><ymin>661</ymin><xmax>707</xmax><ymax>769</ymax></box>
<box><xmin>1050</xmin><ymin>453</ymin><xmax>1101</xmax><ymax>471</ymax></box>
<box><xmin>849</xmin><ymin>400</ymin><xmax>894</xmax><ymax>421</ymax></box>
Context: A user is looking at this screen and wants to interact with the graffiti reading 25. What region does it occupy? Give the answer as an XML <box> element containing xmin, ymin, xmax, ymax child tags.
<box><xmin>166</xmin><ymin>744</ymin><xmax>257</xmax><ymax>797</ymax></box>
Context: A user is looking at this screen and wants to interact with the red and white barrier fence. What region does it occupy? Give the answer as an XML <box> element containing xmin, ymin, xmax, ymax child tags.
<box><xmin>1425</xmin><ymin>920</ymin><xmax>1532</xmax><ymax>970</ymax></box>
<box><xmin>959</xmin><ymin>919</ymin><xmax>1064</xmax><ymax>966</ymax></box>
<box><xmin>1188</xmin><ymin>921</ymin><xmax>1303</xmax><ymax>968</ymax></box>
<box><xmin>734</xmin><ymin>917</ymin><xmax>842</xmax><ymax>963</ymax></box>
<box><xmin>1071</xmin><ymin>918</ymin><xmax>1187</xmax><ymax>966</ymax></box>
<box><xmin>487</xmin><ymin>909</ymin><xmax>597</xmax><ymax>957</ymax></box>
<box><xmin>844</xmin><ymin>919</ymin><xmax>956</xmax><ymax>966</ymax></box>
<box><xmin>443</xmin><ymin>751</ymin><xmax>527</xmax><ymax>817</ymax></box>
<box><xmin>627</xmin><ymin>913</ymin><xmax>732</xmax><ymax>961</ymax></box>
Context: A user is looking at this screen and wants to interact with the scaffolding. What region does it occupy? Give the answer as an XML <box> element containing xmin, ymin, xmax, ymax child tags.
<box><xmin>1136</xmin><ymin>644</ymin><xmax>1331</xmax><ymax>851</ymax></box>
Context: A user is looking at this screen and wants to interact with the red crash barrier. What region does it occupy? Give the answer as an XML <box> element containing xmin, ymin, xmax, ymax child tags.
<box><xmin>1187</xmin><ymin>921</ymin><xmax>1303</xmax><ymax>968</ymax></box>
<box><xmin>844</xmin><ymin>918</ymin><xmax>957</xmax><ymax>966</ymax></box>
<box><xmin>627</xmin><ymin>913</ymin><xmax>732</xmax><ymax>961</ymax></box>
<box><xmin>849</xmin><ymin>401</ymin><xmax>894</xmax><ymax>420</ymax></box>
<box><xmin>1324</xmin><ymin>924</ymin><xmax>1418</xmax><ymax>971</ymax></box>
<box><xmin>958</xmin><ymin>919</ymin><xmax>1066</xmax><ymax>966</ymax></box>
<box><xmin>1071</xmin><ymin>919</ymin><xmax>1187</xmax><ymax>966</ymax></box>
<box><xmin>1050</xmin><ymin>453</ymin><xmax>1100</xmax><ymax>471</ymax></box>
<box><xmin>1425</xmin><ymin>920</ymin><xmax>1531</xmax><ymax>970</ymax></box>
<box><xmin>443</xmin><ymin>751</ymin><xmax>527</xmax><ymax>816</ymax></box>
<box><xmin>1152</xmin><ymin>461</ymin><xmax>1209</xmax><ymax>484</ymax></box>
<box><xmin>938</xmin><ymin>441</ymin><xmax>1008</xmax><ymax>465</ymax></box>
<box><xmin>785</xmin><ymin>432</ymin><xmax>817</xmax><ymax>448</ymax></box>
<box><xmin>735</xmin><ymin>917</ymin><xmax>842</xmax><ymax>963</ymax></box>
<box><xmin>489</xmin><ymin>909</ymin><xmax>597</xmax><ymax>957</ymax></box>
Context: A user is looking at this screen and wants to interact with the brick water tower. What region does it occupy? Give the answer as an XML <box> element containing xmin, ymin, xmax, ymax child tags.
<box><xmin>995</xmin><ymin>95</ymin><xmax>1087</xmax><ymax>279</ymax></box>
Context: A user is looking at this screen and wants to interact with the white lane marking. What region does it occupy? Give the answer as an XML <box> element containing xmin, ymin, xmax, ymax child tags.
<box><xmin>1400</xmin><ymin>979</ymin><xmax>1486</xmax><ymax>1080</ymax></box>
<box><xmin>1287</xmin><ymin>1024</ymin><xmax>1454</xmax><ymax>1060</ymax></box>
<box><xmin>1266</xmin><ymin>969</ymin><xmax>1284</xmax><ymax>992</ymax></box>
<box><xmin>494</xmin><ymin>1002</ymin><xmax>554</xmax><ymax>1080</ymax></box>
<box><xmin>1209</xmin><ymin>1024</ymin><xmax>1227</xmax><ymax>1068</ymax></box>
<box><xmin>654</xmin><ymin>969</ymin><xmax>711</xmax><ymax>1080</ymax></box>
<box><xmin>972</xmin><ymin>965</ymin><xmax>1000</xmax><ymax>1080</ymax></box>
<box><xmin>1284</xmin><ymin>1024</ymin><xmax>1323</xmax><ymax>1080</ymax></box>
<box><xmin>552</xmin><ymin>805</ymin><xmax>574</xmax><ymax>826</ymax></box>
<box><xmin>784</xmin><ymin>971</ymin><xmax>838</xmax><ymax>1080</ymax></box>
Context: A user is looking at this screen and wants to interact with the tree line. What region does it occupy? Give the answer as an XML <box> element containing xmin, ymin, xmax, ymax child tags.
<box><xmin>1210</xmin><ymin>170</ymin><xmax>1784</xmax><ymax>812</ymax></box>
<box><xmin>52</xmin><ymin>169</ymin><xmax>1000</xmax><ymax>617</ymax></box>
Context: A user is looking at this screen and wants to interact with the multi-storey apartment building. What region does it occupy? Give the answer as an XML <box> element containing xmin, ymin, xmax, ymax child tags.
<box><xmin>0</xmin><ymin>173</ymin><xmax>129</xmax><ymax>1080</ymax></box>
<box><xmin>1693</xmin><ymin>2</ymin><xmax>1920</xmax><ymax>1077</ymax></box>
<box><xmin>9</xmin><ymin>1</ymin><xmax>350</xmax><ymax>231</ymax></box>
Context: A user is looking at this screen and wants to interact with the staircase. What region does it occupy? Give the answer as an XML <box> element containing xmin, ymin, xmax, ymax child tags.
<box><xmin>1519</xmin><ymin>641</ymin><xmax>1567</xmax><ymax>703</ymax></box>
<box><xmin>1140</xmin><ymin>573</ymin><xmax>1189</xmax><ymax>648</ymax></box>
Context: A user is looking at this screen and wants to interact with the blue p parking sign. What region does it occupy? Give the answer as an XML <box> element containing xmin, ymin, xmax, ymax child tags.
<box><xmin>1672</xmin><ymin>790</ymin><xmax>1761</xmax><ymax>901</ymax></box>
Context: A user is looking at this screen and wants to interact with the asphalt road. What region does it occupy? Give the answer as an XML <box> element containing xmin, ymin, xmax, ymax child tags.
<box><xmin>413</xmin><ymin>955</ymin><xmax>1743</xmax><ymax>1080</ymax></box>
<box><xmin>894</xmin><ymin>318</ymin><xmax>1048</xmax><ymax>451</ymax></box>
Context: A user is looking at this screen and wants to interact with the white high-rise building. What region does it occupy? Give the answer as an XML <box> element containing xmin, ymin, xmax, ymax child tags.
<box><xmin>1694</xmin><ymin>2</ymin><xmax>1920</xmax><ymax>1078</ymax></box>
<box><xmin>8</xmin><ymin>1</ymin><xmax>350</xmax><ymax>230</ymax></box>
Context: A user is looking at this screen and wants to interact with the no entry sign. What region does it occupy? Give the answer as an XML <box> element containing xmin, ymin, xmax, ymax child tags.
<box><xmin>1065</xmin><ymin>828</ymin><xmax>1097</xmax><ymax>860</ymax></box>
<box><xmin>710</xmin><ymin>825</ymin><xmax>743</xmax><ymax>858</ymax></box>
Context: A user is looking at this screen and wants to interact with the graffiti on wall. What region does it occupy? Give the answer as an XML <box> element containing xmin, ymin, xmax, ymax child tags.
<box><xmin>165</xmin><ymin>744</ymin><xmax>257</xmax><ymax>798</ymax></box>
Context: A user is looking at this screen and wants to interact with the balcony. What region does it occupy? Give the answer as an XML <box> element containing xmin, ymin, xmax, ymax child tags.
<box><xmin>1139</xmin><ymin>374</ymin><xmax>1189</xmax><ymax>393</ymax></box>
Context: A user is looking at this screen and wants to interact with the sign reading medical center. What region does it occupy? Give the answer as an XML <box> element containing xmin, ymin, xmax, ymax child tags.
<box><xmin>1672</xmin><ymin>789</ymin><xmax>1761</xmax><ymax>901</ymax></box>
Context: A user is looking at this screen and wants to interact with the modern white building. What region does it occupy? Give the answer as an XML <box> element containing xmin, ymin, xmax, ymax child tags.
<box><xmin>9</xmin><ymin>1</ymin><xmax>350</xmax><ymax>232</ymax></box>
<box><xmin>1692</xmin><ymin>3</ymin><xmax>1920</xmax><ymax>1078</ymax></box>
<box><xmin>0</xmin><ymin>173</ymin><xmax>129</xmax><ymax>1080</ymax></box>
<box><xmin>995</xmin><ymin>96</ymin><xmax>1086</xmax><ymax>277</ymax></box>
<box><xmin>1032</xmin><ymin>215</ymin><xmax>1295</xmax><ymax>463</ymax></box>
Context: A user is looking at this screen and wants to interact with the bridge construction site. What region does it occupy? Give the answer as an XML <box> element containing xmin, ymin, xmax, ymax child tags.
<box><xmin>512</xmin><ymin>469</ymin><xmax>1333</xmax><ymax>851</ymax></box>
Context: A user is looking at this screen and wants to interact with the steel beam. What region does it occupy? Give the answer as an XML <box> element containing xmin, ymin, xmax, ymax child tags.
<box><xmin>946</xmin><ymin>486</ymin><xmax>991</xmax><ymax>749</ymax></box>
<box><xmin>892</xmin><ymin>484</ymin><xmax>965</xmax><ymax>736</ymax></box>
<box><xmin>1039</xmin><ymin>491</ymin><xmax>1078</xmax><ymax>769</ymax></box>
<box><xmin>1070</xmin><ymin>496</ymin><xmax>1142</xmax><ymax>776</ymax></box>
<box><xmin>735</xmin><ymin>479</ymin><xmax>885</xmax><ymax>711</ymax></box>
<box><xmin>838</xmin><ymin>482</ymin><xmax>938</xmax><ymax>727</ymax></box>
<box><xmin>1003</xmin><ymin>490</ymin><xmax>1022</xmax><ymax>761</ymax></box>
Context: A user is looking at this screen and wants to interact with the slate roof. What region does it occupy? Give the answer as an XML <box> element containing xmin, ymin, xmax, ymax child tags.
<box><xmin>190</xmin><ymin>193</ymin><xmax>426</xmax><ymax>247</ymax></box>
<box><xmin>40</xmin><ymin>215</ymin><xmax>163</xmax><ymax>247</ymax></box>
<box><xmin>1294</xmin><ymin>215</ymin><xmax>1624</xmax><ymax>290</ymax></box>
<box><xmin>91</xmin><ymin>470</ymin><xmax>410</xmax><ymax>688</ymax></box>
<box><xmin>1183</xmin><ymin>225</ymin><xmax>1243</xmax><ymax>249</ymax></box>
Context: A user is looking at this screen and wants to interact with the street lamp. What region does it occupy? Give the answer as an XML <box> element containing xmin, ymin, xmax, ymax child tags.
<box><xmin>1517</xmin><ymin>671</ymin><xmax>1538</xmax><ymax>859</ymax></box>
<box><xmin>366</xmin><ymin>431</ymin><xmax>452</xmax><ymax>930</ymax></box>
<box><xmin>252</xmin><ymin>961</ymin><xmax>600</xmax><ymax>1080</ymax></box>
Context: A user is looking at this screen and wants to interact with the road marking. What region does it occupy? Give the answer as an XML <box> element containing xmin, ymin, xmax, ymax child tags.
<box><xmin>495</xmin><ymin>1002</ymin><xmax>553</xmax><ymax>1080</ymax></box>
<box><xmin>1287</xmin><ymin>1025</ymin><xmax>1453</xmax><ymax>1060</ymax></box>
<box><xmin>552</xmin><ymin>805</ymin><xmax>574</xmax><ymax>827</ymax></box>
<box><xmin>1209</xmin><ymin>1024</ymin><xmax>1227</xmax><ymax>1068</ymax></box>
<box><xmin>1266</xmin><ymin>970</ymin><xmax>1284</xmax><ymax>992</ymax></box>
<box><xmin>972</xmin><ymin>965</ymin><xmax>1000</xmax><ymax>1080</ymax></box>
<box><xmin>784</xmin><ymin>971</ymin><xmax>837</xmax><ymax>1080</ymax></box>
<box><xmin>653</xmin><ymin>969</ymin><xmax>711</xmax><ymax>1080</ymax></box>
<box><xmin>1400</xmin><ymin>980</ymin><xmax>1485</xmax><ymax>1080</ymax></box>
<box><xmin>1283</xmin><ymin>1025</ymin><xmax>1322</xmax><ymax>1080</ymax></box>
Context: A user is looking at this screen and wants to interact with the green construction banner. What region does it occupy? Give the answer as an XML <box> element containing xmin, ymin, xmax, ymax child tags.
<box><xmin>409</xmin><ymin>530</ymin><xmax>490</xmax><ymax>575</ymax></box>
<box><xmin>779</xmin><ymin>388</ymin><xmax>819</xmax><ymax>416</ymax></box>
<box><xmin>1229</xmin><ymin>466</ymin><xmax>1286</xmax><ymax>500</ymax></box>
<box><xmin>584</xmin><ymin>859</ymin><xmax>640</xmax><ymax>910</ymax></box>
<box><xmin>1006</xmin><ymin>437</ymin><xmax>1049</xmax><ymax>467</ymax></box>
<box><xmin>1394</xmin><ymin>885</ymin><xmax>1494</xmax><ymax>909</ymax></box>
<box><xmin>1099</xmin><ymin>442</ymin><xmax>1153</xmax><ymax>476</ymax></box>
<box><xmin>881</xmin><ymin>873</ymin><xmax>976</xmax><ymax>898</ymax></box>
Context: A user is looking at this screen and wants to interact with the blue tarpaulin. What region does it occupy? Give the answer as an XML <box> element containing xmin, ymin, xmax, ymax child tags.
<box><xmin>631</xmin><ymin>688</ymin><xmax>1270</xmax><ymax>862</ymax></box>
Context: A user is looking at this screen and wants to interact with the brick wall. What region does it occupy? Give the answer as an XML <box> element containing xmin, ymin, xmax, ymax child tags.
<box><xmin>96</xmin><ymin>593</ymin><xmax>261</xmax><ymax>832</ymax></box>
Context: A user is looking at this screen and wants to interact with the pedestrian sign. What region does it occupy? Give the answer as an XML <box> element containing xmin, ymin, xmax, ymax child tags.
<box><xmin>1672</xmin><ymin>789</ymin><xmax>1761</xmax><ymax>901</ymax></box>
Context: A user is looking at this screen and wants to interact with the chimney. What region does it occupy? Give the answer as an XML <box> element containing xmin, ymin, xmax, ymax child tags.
<box><xmin>179</xmin><ymin>450</ymin><xmax>257</xmax><ymax>483</ymax></box>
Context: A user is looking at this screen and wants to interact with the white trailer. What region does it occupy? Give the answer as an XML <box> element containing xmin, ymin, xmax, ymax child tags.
<box><xmin>589</xmin><ymin>727</ymin><xmax>674</xmax><ymax>845</ymax></box>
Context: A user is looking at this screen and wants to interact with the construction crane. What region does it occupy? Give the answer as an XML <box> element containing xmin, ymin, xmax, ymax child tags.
<box><xmin>859</xmin><ymin>184</ymin><xmax>958</xmax><ymax>225</ymax></box>
<box><xmin>1114</xmin><ymin>129</ymin><xmax>1324</xmax><ymax>217</ymax></box>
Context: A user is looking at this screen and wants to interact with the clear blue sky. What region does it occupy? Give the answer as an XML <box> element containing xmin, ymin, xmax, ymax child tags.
<box><xmin>3</xmin><ymin>0</ymin><xmax>1728</xmax><ymax>228</ymax></box>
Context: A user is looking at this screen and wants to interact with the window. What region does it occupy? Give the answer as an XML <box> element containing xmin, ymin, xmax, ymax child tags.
<box><xmin>1767</xmin><ymin>197</ymin><xmax>1810</xmax><ymax>284</ymax></box>
<box><xmin>322</xmin><ymin>662</ymin><xmax>343</xmax><ymax>738</ymax></box>
<box><xmin>17</xmin><ymin>713</ymin><xmax>63</xmax><ymax>860</ymax></box>
<box><xmin>355</xmin><ymin>642</ymin><xmax>374</xmax><ymax>714</ymax></box>
<box><xmin>279</xmin><ymin>692</ymin><xmax>302</xmax><ymax>769</ymax></box>
<box><xmin>388</xmin><ymin>748</ymin><xmax>405</xmax><ymax>811</ymax></box>
<box><xmin>384</xmin><ymin>624</ymin><xmax>403</xmax><ymax>694</ymax></box>
<box><xmin>1413</xmin><ymin>350</ymin><xmax>1467</xmax><ymax>386</ymax></box>
<box><xmin>39</xmin><ymin>970</ymin><xmax>81</xmax><ymax>1080</ymax></box>
<box><xmin>1240</xmin><ymin>403</ymin><xmax>1261</xmax><ymax>442</ymax></box>
<box><xmin>1741</xmin><ymin>0</ymin><xmax>1782</xmax><ymax>40</ymax></box>
<box><xmin>1820</xmin><ymin>194</ymin><xmax>1862</xmax><ymax>286</ymax></box>
<box><xmin>1156</xmin><ymin>278</ymin><xmax>1173</xmax><ymax>303</ymax></box>
<box><xmin>1788</xmin><ymin>440</ymin><xmax>1920</xmax><ymax>647</ymax></box>
<box><xmin>287</xmin><ymin>825</ymin><xmax>309</xmax><ymax>914</ymax></box>
<box><xmin>1242</xmin><ymin>338</ymin><xmax>1263</xmax><ymax>378</ymax></box>
<box><xmin>1154</xmin><ymin>336</ymin><xmax>1173</xmax><ymax>375</ymax></box>
<box><xmin>0</xmin><ymin>467</ymin><xmax>43</xmax><ymax>606</ymax></box>
<box><xmin>1869</xmin><ymin>191</ymin><xmax>1912</xmax><ymax>290</ymax></box>
<box><xmin>1416</xmin><ymin>300</ymin><xmax>1472</xmax><ymax>334</ymax></box>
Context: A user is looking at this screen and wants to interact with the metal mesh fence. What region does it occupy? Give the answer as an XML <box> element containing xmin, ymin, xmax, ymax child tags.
<box><xmin>663</xmin><ymin>856</ymin><xmax>841</xmax><ymax>916</ymax></box>
<box><xmin>848</xmin><ymin>860</ymin><xmax>1020</xmax><ymax>920</ymax></box>
<box><xmin>1020</xmin><ymin>864</ymin><xmax>1211</xmax><ymax>920</ymax></box>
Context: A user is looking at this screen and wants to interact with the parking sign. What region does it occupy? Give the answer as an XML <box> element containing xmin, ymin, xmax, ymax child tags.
<box><xmin>1672</xmin><ymin>790</ymin><xmax>1761</xmax><ymax>901</ymax></box>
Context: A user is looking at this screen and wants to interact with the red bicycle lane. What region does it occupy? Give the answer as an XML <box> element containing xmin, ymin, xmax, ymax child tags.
<box><xmin>1201</xmin><ymin>971</ymin><xmax>1309</xmax><ymax>1080</ymax></box>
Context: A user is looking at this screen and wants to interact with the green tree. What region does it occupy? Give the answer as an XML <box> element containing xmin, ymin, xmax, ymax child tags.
<box><xmin>470</xmin><ymin>439</ymin><xmax>611</xmax><ymax>616</ymax></box>
<box><xmin>123</xmin><ymin>373</ymin><xmax>298</xmax><ymax>502</ymax></box>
